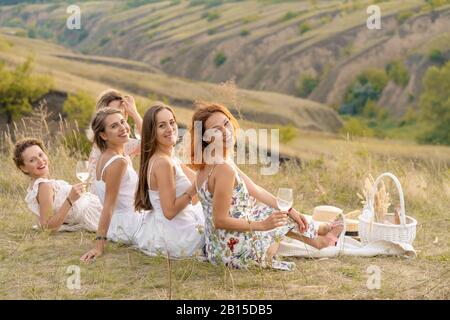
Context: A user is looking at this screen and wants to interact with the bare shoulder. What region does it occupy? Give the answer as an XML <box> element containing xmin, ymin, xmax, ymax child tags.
<box><xmin>37</xmin><ymin>181</ymin><xmax>53</xmax><ymax>194</ymax></box>
<box><xmin>103</xmin><ymin>155</ymin><xmax>128</xmax><ymax>177</ymax></box>
<box><xmin>213</xmin><ymin>162</ymin><xmax>235</xmax><ymax>180</ymax></box>
<box><xmin>36</xmin><ymin>181</ymin><xmax>53</xmax><ymax>203</ymax></box>
<box><xmin>152</xmin><ymin>155</ymin><xmax>174</xmax><ymax>172</ymax></box>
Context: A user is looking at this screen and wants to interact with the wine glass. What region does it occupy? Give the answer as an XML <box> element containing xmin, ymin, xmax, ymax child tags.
<box><xmin>76</xmin><ymin>160</ymin><xmax>90</xmax><ymax>192</ymax></box>
<box><xmin>277</xmin><ymin>188</ymin><xmax>293</xmax><ymax>212</ymax></box>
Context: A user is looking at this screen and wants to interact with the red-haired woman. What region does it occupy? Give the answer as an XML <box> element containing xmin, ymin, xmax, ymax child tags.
<box><xmin>191</xmin><ymin>102</ymin><xmax>344</xmax><ymax>271</ymax></box>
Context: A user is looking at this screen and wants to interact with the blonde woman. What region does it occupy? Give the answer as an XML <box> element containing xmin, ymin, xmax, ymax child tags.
<box><xmin>81</xmin><ymin>108</ymin><xmax>144</xmax><ymax>262</ymax></box>
<box><xmin>87</xmin><ymin>89</ymin><xmax>143</xmax><ymax>194</ymax></box>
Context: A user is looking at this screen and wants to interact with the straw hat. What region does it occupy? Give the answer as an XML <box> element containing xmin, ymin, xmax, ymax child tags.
<box><xmin>312</xmin><ymin>205</ymin><xmax>343</xmax><ymax>222</ymax></box>
<box><xmin>312</xmin><ymin>206</ymin><xmax>360</xmax><ymax>236</ymax></box>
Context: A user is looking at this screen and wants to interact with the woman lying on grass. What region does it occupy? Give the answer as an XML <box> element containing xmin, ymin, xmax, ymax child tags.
<box><xmin>13</xmin><ymin>138</ymin><xmax>101</xmax><ymax>232</ymax></box>
<box><xmin>191</xmin><ymin>103</ymin><xmax>344</xmax><ymax>271</ymax></box>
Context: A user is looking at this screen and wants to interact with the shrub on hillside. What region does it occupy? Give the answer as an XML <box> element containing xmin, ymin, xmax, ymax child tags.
<box><xmin>340</xmin><ymin>69</ymin><xmax>389</xmax><ymax>115</ymax></box>
<box><xmin>417</xmin><ymin>61</ymin><xmax>450</xmax><ymax>145</ymax></box>
<box><xmin>386</xmin><ymin>61</ymin><xmax>410</xmax><ymax>87</ymax></box>
<box><xmin>202</xmin><ymin>11</ymin><xmax>220</xmax><ymax>22</ymax></box>
<box><xmin>279</xmin><ymin>125</ymin><xmax>297</xmax><ymax>144</ymax></box>
<box><xmin>214</xmin><ymin>51</ymin><xmax>227</xmax><ymax>67</ymax></box>
<box><xmin>429</xmin><ymin>49</ymin><xmax>447</xmax><ymax>65</ymax></box>
<box><xmin>396</xmin><ymin>11</ymin><xmax>414</xmax><ymax>24</ymax></box>
<box><xmin>0</xmin><ymin>57</ymin><xmax>52</xmax><ymax>124</ymax></box>
<box><xmin>340</xmin><ymin>118</ymin><xmax>374</xmax><ymax>137</ymax></box>
<box><xmin>297</xmin><ymin>74</ymin><xmax>319</xmax><ymax>98</ymax></box>
<box><xmin>63</xmin><ymin>91</ymin><xmax>96</xmax><ymax>130</ymax></box>
<box><xmin>240</xmin><ymin>29</ymin><xmax>250</xmax><ymax>37</ymax></box>
<box><xmin>299</xmin><ymin>22</ymin><xmax>311</xmax><ymax>35</ymax></box>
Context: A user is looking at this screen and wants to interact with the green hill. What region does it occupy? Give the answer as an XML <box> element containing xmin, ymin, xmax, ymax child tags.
<box><xmin>1</xmin><ymin>0</ymin><xmax>449</xmax><ymax>118</ymax></box>
<box><xmin>0</xmin><ymin>31</ymin><xmax>342</xmax><ymax>134</ymax></box>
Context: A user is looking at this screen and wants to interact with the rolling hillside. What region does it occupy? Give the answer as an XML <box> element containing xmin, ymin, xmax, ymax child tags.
<box><xmin>1</xmin><ymin>0</ymin><xmax>449</xmax><ymax>117</ymax></box>
<box><xmin>0</xmin><ymin>31</ymin><xmax>343</xmax><ymax>134</ymax></box>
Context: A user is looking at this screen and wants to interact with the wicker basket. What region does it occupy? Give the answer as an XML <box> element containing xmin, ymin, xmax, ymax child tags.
<box><xmin>358</xmin><ymin>172</ymin><xmax>417</xmax><ymax>245</ymax></box>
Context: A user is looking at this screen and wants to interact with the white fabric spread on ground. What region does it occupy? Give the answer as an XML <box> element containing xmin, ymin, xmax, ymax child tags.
<box><xmin>277</xmin><ymin>235</ymin><xmax>416</xmax><ymax>258</ymax></box>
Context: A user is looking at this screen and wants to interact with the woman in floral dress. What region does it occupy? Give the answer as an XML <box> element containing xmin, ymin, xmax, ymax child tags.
<box><xmin>190</xmin><ymin>103</ymin><xmax>344</xmax><ymax>271</ymax></box>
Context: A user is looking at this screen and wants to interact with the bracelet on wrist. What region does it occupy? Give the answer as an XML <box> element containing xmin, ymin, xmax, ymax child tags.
<box><xmin>184</xmin><ymin>191</ymin><xmax>193</xmax><ymax>202</ymax></box>
<box><xmin>66</xmin><ymin>197</ymin><xmax>73</xmax><ymax>207</ymax></box>
<box><xmin>95</xmin><ymin>235</ymin><xmax>107</xmax><ymax>241</ymax></box>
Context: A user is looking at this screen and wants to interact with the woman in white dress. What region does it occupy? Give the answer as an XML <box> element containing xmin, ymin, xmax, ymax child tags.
<box><xmin>81</xmin><ymin>108</ymin><xmax>144</xmax><ymax>262</ymax></box>
<box><xmin>87</xmin><ymin>89</ymin><xmax>142</xmax><ymax>195</ymax></box>
<box><xmin>134</xmin><ymin>103</ymin><xmax>204</xmax><ymax>258</ymax></box>
<box><xmin>13</xmin><ymin>138</ymin><xmax>101</xmax><ymax>232</ymax></box>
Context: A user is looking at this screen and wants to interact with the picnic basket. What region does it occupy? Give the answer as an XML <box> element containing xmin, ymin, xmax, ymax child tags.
<box><xmin>359</xmin><ymin>172</ymin><xmax>417</xmax><ymax>244</ymax></box>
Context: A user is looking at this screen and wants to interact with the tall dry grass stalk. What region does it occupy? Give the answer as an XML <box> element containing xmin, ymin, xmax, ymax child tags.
<box><xmin>209</xmin><ymin>78</ymin><xmax>244</xmax><ymax>121</ymax></box>
<box><xmin>358</xmin><ymin>175</ymin><xmax>391</xmax><ymax>223</ymax></box>
<box><xmin>1</xmin><ymin>99</ymin><xmax>449</xmax><ymax>299</ymax></box>
<box><xmin>1</xmin><ymin>103</ymin><xmax>91</xmax><ymax>198</ymax></box>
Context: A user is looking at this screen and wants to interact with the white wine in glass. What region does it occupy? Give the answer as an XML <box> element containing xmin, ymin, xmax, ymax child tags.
<box><xmin>76</xmin><ymin>161</ymin><xmax>90</xmax><ymax>191</ymax></box>
<box><xmin>277</xmin><ymin>188</ymin><xmax>293</xmax><ymax>212</ymax></box>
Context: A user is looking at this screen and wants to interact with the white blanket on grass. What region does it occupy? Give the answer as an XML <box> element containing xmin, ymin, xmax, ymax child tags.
<box><xmin>277</xmin><ymin>235</ymin><xmax>416</xmax><ymax>258</ymax></box>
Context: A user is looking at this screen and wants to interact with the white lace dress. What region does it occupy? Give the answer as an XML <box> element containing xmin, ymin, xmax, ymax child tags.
<box><xmin>93</xmin><ymin>155</ymin><xmax>145</xmax><ymax>244</ymax></box>
<box><xmin>25</xmin><ymin>178</ymin><xmax>102</xmax><ymax>232</ymax></box>
<box><xmin>134</xmin><ymin>158</ymin><xmax>205</xmax><ymax>258</ymax></box>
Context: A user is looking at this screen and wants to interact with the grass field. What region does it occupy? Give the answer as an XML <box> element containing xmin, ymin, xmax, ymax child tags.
<box><xmin>0</xmin><ymin>117</ymin><xmax>448</xmax><ymax>300</ymax></box>
<box><xmin>0</xmin><ymin>1</ymin><xmax>449</xmax><ymax>299</ymax></box>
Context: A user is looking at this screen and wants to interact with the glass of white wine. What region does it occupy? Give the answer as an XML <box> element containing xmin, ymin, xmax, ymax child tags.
<box><xmin>276</xmin><ymin>188</ymin><xmax>293</xmax><ymax>213</ymax></box>
<box><xmin>76</xmin><ymin>160</ymin><xmax>90</xmax><ymax>192</ymax></box>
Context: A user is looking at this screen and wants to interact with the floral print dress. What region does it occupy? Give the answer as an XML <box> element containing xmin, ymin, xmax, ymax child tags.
<box><xmin>197</xmin><ymin>165</ymin><xmax>317</xmax><ymax>271</ymax></box>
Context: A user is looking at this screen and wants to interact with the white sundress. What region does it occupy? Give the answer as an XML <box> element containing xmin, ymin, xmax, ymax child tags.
<box><xmin>88</xmin><ymin>138</ymin><xmax>140</xmax><ymax>195</ymax></box>
<box><xmin>93</xmin><ymin>155</ymin><xmax>145</xmax><ymax>244</ymax></box>
<box><xmin>134</xmin><ymin>157</ymin><xmax>205</xmax><ymax>258</ymax></box>
<box><xmin>25</xmin><ymin>178</ymin><xmax>102</xmax><ymax>232</ymax></box>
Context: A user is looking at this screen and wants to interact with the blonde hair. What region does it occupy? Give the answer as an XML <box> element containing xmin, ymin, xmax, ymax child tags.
<box><xmin>87</xmin><ymin>89</ymin><xmax>125</xmax><ymax>142</ymax></box>
<box><xmin>96</xmin><ymin>89</ymin><xmax>124</xmax><ymax>110</ymax></box>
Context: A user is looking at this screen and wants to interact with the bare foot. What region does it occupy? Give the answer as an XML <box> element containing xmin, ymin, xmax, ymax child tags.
<box><xmin>323</xmin><ymin>215</ymin><xmax>344</xmax><ymax>247</ymax></box>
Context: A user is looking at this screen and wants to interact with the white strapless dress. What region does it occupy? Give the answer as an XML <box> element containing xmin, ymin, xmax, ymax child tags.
<box><xmin>93</xmin><ymin>155</ymin><xmax>145</xmax><ymax>244</ymax></box>
<box><xmin>134</xmin><ymin>158</ymin><xmax>205</xmax><ymax>258</ymax></box>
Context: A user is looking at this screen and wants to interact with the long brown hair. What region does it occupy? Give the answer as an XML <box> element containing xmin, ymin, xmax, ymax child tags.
<box><xmin>91</xmin><ymin>108</ymin><xmax>123</xmax><ymax>152</ymax></box>
<box><xmin>189</xmin><ymin>102</ymin><xmax>239</xmax><ymax>171</ymax></box>
<box><xmin>135</xmin><ymin>103</ymin><xmax>177</xmax><ymax>211</ymax></box>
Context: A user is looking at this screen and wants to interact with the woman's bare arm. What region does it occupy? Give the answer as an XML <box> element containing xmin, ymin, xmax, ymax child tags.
<box><xmin>154</xmin><ymin>157</ymin><xmax>195</xmax><ymax>220</ymax></box>
<box><xmin>37</xmin><ymin>182</ymin><xmax>83</xmax><ymax>231</ymax></box>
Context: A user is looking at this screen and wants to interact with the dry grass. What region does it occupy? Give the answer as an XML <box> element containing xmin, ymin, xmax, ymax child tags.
<box><xmin>0</xmin><ymin>114</ymin><xmax>449</xmax><ymax>300</ymax></box>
